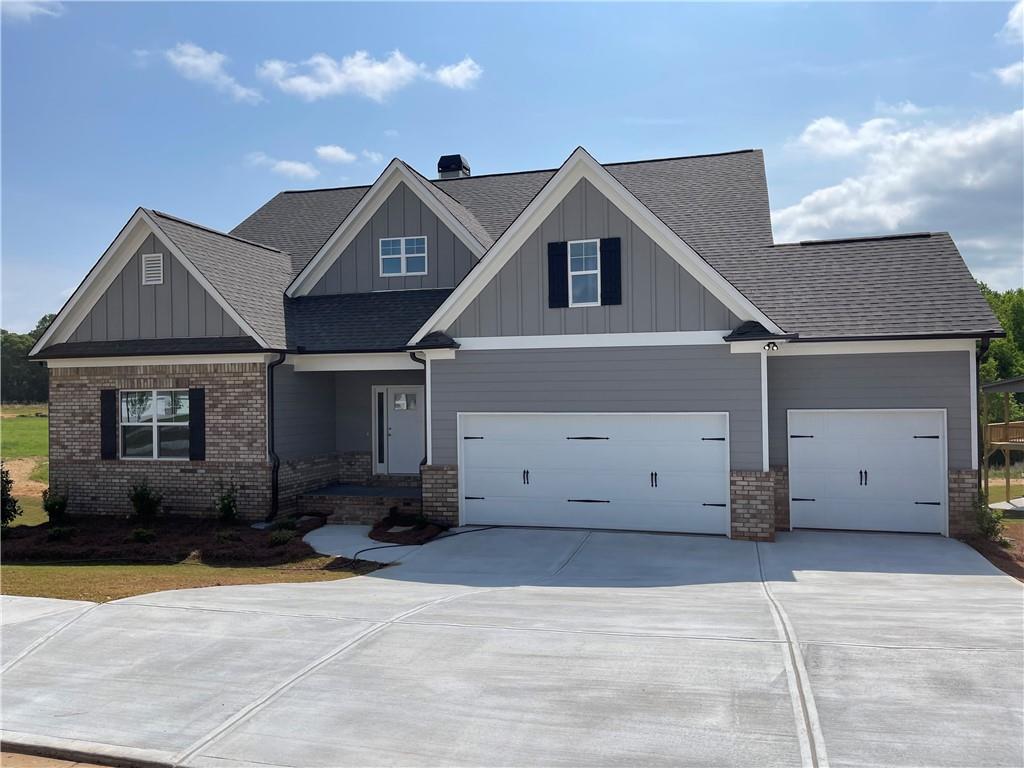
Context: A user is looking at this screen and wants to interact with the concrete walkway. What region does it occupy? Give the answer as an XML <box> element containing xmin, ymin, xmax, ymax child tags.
<box><xmin>1</xmin><ymin>530</ymin><xmax>1021</xmax><ymax>767</ymax></box>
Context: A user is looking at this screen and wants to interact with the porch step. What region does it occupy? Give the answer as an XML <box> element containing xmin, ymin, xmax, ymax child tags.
<box><xmin>298</xmin><ymin>483</ymin><xmax>422</xmax><ymax>526</ymax></box>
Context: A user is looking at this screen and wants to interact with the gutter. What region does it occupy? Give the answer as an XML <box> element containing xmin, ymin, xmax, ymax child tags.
<box><xmin>266</xmin><ymin>351</ymin><xmax>287</xmax><ymax>521</ymax></box>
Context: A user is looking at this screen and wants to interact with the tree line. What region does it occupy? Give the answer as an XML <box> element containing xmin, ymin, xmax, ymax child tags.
<box><xmin>1</xmin><ymin>314</ymin><xmax>54</xmax><ymax>403</ymax></box>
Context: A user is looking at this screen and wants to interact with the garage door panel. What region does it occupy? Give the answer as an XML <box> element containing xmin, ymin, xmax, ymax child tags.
<box><xmin>460</xmin><ymin>413</ymin><xmax>730</xmax><ymax>535</ymax></box>
<box><xmin>789</xmin><ymin>410</ymin><xmax>946</xmax><ymax>534</ymax></box>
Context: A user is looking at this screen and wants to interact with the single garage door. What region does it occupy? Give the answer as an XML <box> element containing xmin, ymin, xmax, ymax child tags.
<box><xmin>788</xmin><ymin>409</ymin><xmax>948</xmax><ymax>534</ymax></box>
<box><xmin>459</xmin><ymin>412</ymin><xmax>731</xmax><ymax>534</ymax></box>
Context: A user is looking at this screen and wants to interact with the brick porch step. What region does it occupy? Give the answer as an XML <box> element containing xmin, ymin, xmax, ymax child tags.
<box><xmin>298</xmin><ymin>483</ymin><xmax>422</xmax><ymax>526</ymax></box>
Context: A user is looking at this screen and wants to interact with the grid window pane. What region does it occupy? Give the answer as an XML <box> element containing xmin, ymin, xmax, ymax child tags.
<box><xmin>405</xmin><ymin>237</ymin><xmax>426</xmax><ymax>255</ymax></box>
<box><xmin>405</xmin><ymin>255</ymin><xmax>426</xmax><ymax>273</ymax></box>
<box><xmin>569</xmin><ymin>242</ymin><xmax>587</xmax><ymax>259</ymax></box>
<box><xmin>381</xmin><ymin>256</ymin><xmax>403</xmax><ymax>274</ymax></box>
<box><xmin>158</xmin><ymin>425</ymin><xmax>190</xmax><ymax>459</ymax></box>
<box><xmin>121</xmin><ymin>391</ymin><xmax>154</xmax><ymax>423</ymax></box>
<box><xmin>122</xmin><ymin>425</ymin><xmax>154</xmax><ymax>458</ymax></box>
<box><xmin>381</xmin><ymin>239</ymin><xmax>402</xmax><ymax>256</ymax></box>
<box><xmin>571</xmin><ymin>273</ymin><xmax>598</xmax><ymax>304</ymax></box>
<box><xmin>570</xmin><ymin>254</ymin><xmax>588</xmax><ymax>272</ymax></box>
<box><xmin>583</xmin><ymin>240</ymin><xmax>598</xmax><ymax>257</ymax></box>
<box><xmin>156</xmin><ymin>391</ymin><xmax>189</xmax><ymax>423</ymax></box>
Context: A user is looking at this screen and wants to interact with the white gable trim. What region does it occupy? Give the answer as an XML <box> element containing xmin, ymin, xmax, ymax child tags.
<box><xmin>30</xmin><ymin>209</ymin><xmax>268</xmax><ymax>356</ymax></box>
<box><xmin>287</xmin><ymin>160</ymin><xmax>488</xmax><ymax>298</ymax></box>
<box><xmin>408</xmin><ymin>147</ymin><xmax>784</xmax><ymax>346</ymax></box>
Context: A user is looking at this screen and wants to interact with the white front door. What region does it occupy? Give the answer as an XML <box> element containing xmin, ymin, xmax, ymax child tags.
<box><xmin>373</xmin><ymin>385</ymin><xmax>425</xmax><ymax>475</ymax></box>
<box><xmin>788</xmin><ymin>409</ymin><xmax>948</xmax><ymax>534</ymax></box>
<box><xmin>459</xmin><ymin>412</ymin><xmax>731</xmax><ymax>534</ymax></box>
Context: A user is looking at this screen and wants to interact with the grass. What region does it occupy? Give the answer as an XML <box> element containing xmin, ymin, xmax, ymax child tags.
<box><xmin>11</xmin><ymin>495</ymin><xmax>46</xmax><ymax>527</ymax></box>
<box><xmin>0</xmin><ymin>558</ymin><xmax>367</xmax><ymax>602</ymax></box>
<box><xmin>986</xmin><ymin>483</ymin><xmax>1024</xmax><ymax>504</ymax></box>
<box><xmin>29</xmin><ymin>459</ymin><xmax>48</xmax><ymax>485</ymax></box>
<box><xmin>0</xmin><ymin>403</ymin><xmax>48</xmax><ymax>459</ymax></box>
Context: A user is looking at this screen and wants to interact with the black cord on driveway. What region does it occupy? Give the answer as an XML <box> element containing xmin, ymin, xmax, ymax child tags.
<box><xmin>348</xmin><ymin>525</ymin><xmax>502</xmax><ymax>564</ymax></box>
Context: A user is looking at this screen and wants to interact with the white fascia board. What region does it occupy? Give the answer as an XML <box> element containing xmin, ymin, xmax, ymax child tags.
<box><xmin>45</xmin><ymin>353</ymin><xmax>278</xmax><ymax>369</ymax></box>
<box><xmin>291</xmin><ymin>352</ymin><xmax>423</xmax><ymax>372</ymax></box>
<box><xmin>761</xmin><ymin>338</ymin><xmax>976</xmax><ymax>356</ymax></box>
<box><xmin>408</xmin><ymin>146</ymin><xmax>783</xmax><ymax>346</ymax></box>
<box><xmin>141</xmin><ymin>210</ymin><xmax>270</xmax><ymax>348</ymax></box>
<box><xmin>30</xmin><ymin>209</ymin><xmax>151</xmax><ymax>356</ymax></box>
<box><xmin>287</xmin><ymin>160</ymin><xmax>487</xmax><ymax>298</ymax></box>
<box><xmin>455</xmin><ymin>331</ymin><xmax>730</xmax><ymax>351</ymax></box>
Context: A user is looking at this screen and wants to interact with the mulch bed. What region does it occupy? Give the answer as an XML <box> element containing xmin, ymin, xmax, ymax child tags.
<box><xmin>368</xmin><ymin>509</ymin><xmax>448</xmax><ymax>546</ymax></box>
<box><xmin>967</xmin><ymin>534</ymin><xmax>1024</xmax><ymax>582</ymax></box>
<box><xmin>1</xmin><ymin>513</ymin><xmax>332</xmax><ymax>567</ymax></box>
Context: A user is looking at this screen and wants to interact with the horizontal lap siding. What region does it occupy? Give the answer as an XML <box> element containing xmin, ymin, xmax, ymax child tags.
<box><xmin>430</xmin><ymin>345</ymin><xmax>763</xmax><ymax>469</ymax></box>
<box><xmin>767</xmin><ymin>352</ymin><xmax>972</xmax><ymax>468</ymax></box>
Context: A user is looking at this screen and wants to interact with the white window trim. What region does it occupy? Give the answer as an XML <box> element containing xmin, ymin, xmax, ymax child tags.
<box><xmin>379</xmin><ymin>236</ymin><xmax>428</xmax><ymax>277</ymax></box>
<box><xmin>119</xmin><ymin>388</ymin><xmax>189</xmax><ymax>461</ymax></box>
<box><xmin>140</xmin><ymin>253</ymin><xmax>164</xmax><ymax>286</ymax></box>
<box><xmin>567</xmin><ymin>238</ymin><xmax>601</xmax><ymax>308</ymax></box>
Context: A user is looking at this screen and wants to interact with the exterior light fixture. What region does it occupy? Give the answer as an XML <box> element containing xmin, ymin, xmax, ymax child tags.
<box><xmin>763</xmin><ymin>341</ymin><xmax>778</xmax><ymax>352</ymax></box>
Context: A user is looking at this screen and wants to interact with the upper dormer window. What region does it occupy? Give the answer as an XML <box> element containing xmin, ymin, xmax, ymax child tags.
<box><xmin>568</xmin><ymin>239</ymin><xmax>600</xmax><ymax>307</ymax></box>
<box><xmin>379</xmin><ymin>236</ymin><xmax>428</xmax><ymax>277</ymax></box>
<box><xmin>141</xmin><ymin>253</ymin><xmax>164</xmax><ymax>286</ymax></box>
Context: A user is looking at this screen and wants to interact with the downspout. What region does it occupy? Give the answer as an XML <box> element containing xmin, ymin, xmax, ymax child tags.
<box><xmin>409</xmin><ymin>352</ymin><xmax>427</xmax><ymax>467</ymax></box>
<box><xmin>976</xmin><ymin>336</ymin><xmax>992</xmax><ymax>492</ymax></box>
<box><xmin>266</xmin><ymin>351</ymin><xmax>287</xmax><ymax>521</ymax></box>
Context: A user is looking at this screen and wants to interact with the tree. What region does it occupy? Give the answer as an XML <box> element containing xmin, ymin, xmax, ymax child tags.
<box><xmin>978</xmin><ymin>282</ymin><xmax>1024</xmax><ymax>422</ymax></box>
<box><xmin>0</xmin><ymin>313</ymin><xmax>53</xmax><ymax>403</ymax></box>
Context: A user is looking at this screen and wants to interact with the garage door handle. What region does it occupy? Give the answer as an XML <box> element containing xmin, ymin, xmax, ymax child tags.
<box><xmin>859</xmin><ymin>470</ymin><xmax>864</xmax><ymax>486</ymax></box>
<box><xmin>864</xmin><ymin>470</ymin><xmax>868</xmax><ymax>486</ymax></box>
<box><xmin>522</xmin><ymin>469</ymin><xmax>530</xmax><ymax>485</ymax></box>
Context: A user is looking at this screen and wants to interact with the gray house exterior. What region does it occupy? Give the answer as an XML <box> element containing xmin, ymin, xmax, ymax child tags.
<box><xmin>31</xmin><ymin>147</ymin><xmax>1001</xmax><ymax>541</ymax></box>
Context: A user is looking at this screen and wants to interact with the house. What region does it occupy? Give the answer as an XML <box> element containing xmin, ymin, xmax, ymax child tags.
<box><xmin>29</xmin><ymin>147</ymin><xmax>1002</xmax><ymax>541</ymax></box>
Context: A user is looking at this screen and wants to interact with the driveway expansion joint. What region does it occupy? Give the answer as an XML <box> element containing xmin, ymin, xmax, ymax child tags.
<box><xmin>1</xmin><ymin>603</ymin><xmax>101</xmax><ymax>675</ymax></box>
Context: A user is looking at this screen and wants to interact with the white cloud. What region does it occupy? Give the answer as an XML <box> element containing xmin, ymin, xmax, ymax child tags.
<box><xmin>431</xmin><ymin>57</ymin><xmax>483</xmax><ymax>89</ymax></box>
<box><xmin>165</xmin><ymin>42</ymin><xmax>263</xmax><ymax>105</ymax></box>
<box><xmin>998</xmin><ymin>0</ymin><xmax>1023</xmax><ymax>42</ymax></box>
<box><xmin>315</xmin><ymin>145</ymin><xmax>357</xmax><ymax>164</ymax></box>
<box><xmin>259</xmin><ymin>50</ymin><xmax>482</xmax><ymax>102</ymax></box>
<box><xmin>0</xmin><ymin>1</ymin><xmax>63</xmax><ymax>21</ymax></box>
<box><xmin>773</xmin><ymin>109</ymin><xmax>1024</xmax><ymax>289</ymax></box>
<box><xmin>362</xmin><ymin>150</ymin><xmax>384</xmax><ymax>164</ymax></box>
<box><xmin>874</xmin><ymin>100</ymin><xmax>925</xmax><ymax>116</ymax></box>
<box><xmin>994</xmin><ymin>60</ymin><xmax>1024</xmax><ymax>85</ymax></box>
<box><xmin>246</xmin><ymin>151</ymin><xmax>319</xmax><ymax>180</ymax></box>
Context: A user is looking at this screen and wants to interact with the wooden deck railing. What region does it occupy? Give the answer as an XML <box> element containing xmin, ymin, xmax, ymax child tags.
<box><xmin>986</xmin><ymin>421</ymin><xmax>1024</xmax><ymax>445</ymax></box>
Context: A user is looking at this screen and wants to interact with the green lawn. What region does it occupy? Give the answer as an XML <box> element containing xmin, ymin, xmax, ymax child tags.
<box><xmin>0</xmin><ymin>404</ymin><xmax>48</xmax><ymax>459</ymax></box>
<box><xmin>11</xmin><ymin>495</ymin><xmax>46</xmax><ymax>527</ymax></box>
<box><xmin>987</xmin><ymin>483</ymin><xmax>1024</xmax><ymax>505</ymax></box>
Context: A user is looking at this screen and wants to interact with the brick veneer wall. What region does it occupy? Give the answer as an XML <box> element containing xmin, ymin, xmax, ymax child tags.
<box><xmin>421</xmin><ymin>464</ymin><xmax>459</xmax><ymax>526</ymax></box>
<box><xmin>730</xmin><ymin>470</ymin><xmax>775</xmax><ymax>541</ymax></box>
<box><xmin>948</xmin><ymin>468</ymin><xmax>979</xmax><ymax>538</ymax></box>
<box><xmin>298</xmin><ymin>493</ymin><xmax>421</xmax><ymax>525</ymax></box>
<box><xmin>771</xmin><ymin>466</ymin><xmax>790</xmax><ymax>531</ymax></box>
<box><xmin>49</xmin><ymin>362</ymin><xmax>271</xmax><ymax>520</ymax></box>
<box><xmin>278</xmin><ymin>453</ymin><xmax>342</xmax><ymax>513</ymax></box>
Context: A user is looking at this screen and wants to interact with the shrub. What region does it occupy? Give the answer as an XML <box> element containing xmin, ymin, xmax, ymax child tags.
<box><xmin>128</xmin><ymin>482</ymin><xmax>162</xmax><ymax>523</ymax></box>
<box><xmin>1</xmin><ymin>461</ymin><xmax>21</xmax><ymax>529</ymax></box>
<box><xmin>46</xmin><ymin>525</ymin><xmax>76</xmax><ymax>542</ymax></box>
<box><xmin>129</xmin><ymin>527</ymin><xmax>156</xmax><ymax>543</ymax></box>
<box><xmin>976</xmin><ymin>493</ymin><xmax>1008</xmax><ymax>544</ymax></box>
<box><xmin>42</xmin><ymin>489</ymin><xmax>69</xmax><ymax>524</ymax></box>
<box><xmin>268</xmin><ymin>529</ymin><xmax>296</xmax><ymax>547</ymax></box>
<box><xmin>213</xmin><ymin>484</ymin><xmax>239</xmax><ymax>525</ymax></box>
<box><xmin>270</xmin><ymin>517</ymin><xmax>297</xmax><ymax>531</ymax></box>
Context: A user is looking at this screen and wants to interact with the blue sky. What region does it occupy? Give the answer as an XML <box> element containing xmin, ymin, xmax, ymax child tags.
<box><xmin>2</xmin><ymin>1</ymin><xmax>1022</xmax><ymax>332</ymax></box>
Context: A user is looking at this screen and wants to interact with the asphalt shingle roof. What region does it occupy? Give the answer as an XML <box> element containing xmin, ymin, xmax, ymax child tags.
<box><xmin>285</xmin><ymin>288</ymin><xmax>454</xmax><ymax>352</ymax></box>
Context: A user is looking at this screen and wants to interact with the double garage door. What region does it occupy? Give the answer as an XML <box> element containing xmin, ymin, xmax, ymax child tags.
<box><xmin>459</xmin><ymin>413</ymin><xmax>731</xmax><ymax>534</ymax></box>
<box><xmin>788</xmin><ymin>410</ymin><xmax>948</xmax><ymax>534</ymax></box>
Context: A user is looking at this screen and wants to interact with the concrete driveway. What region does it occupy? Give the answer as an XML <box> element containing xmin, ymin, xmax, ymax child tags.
<box><xmin>2</xmin><ymin>529</ymin><xmax>1021</xmax><ymax>767</ymax></box>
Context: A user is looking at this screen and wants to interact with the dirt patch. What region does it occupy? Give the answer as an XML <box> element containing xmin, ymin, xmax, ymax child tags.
<box><xmin>5</xmin><ymin>457</ymin><xmax>47</xmax><ymax>497</ymax></box>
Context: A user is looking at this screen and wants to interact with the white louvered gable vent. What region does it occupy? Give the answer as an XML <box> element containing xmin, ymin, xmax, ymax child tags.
<box><xmin>141</xmin><ymin>253</ymin><xmax>164</xmax><ymax>286</ymax></box>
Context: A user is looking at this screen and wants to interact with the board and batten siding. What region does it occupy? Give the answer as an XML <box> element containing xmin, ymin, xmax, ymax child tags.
<box><xmin>273</xmin><ymin>366</ymin><xmax>337</xmax><ymax>460</ymax></box>
<box><xmin>70</xmin><ymin>234</ymin><xmax>245</xmax><ymax>342</ymax></box>
<box><xmin>430</xmin><ymin>345</ymin><xmax>763</xmax><ymax>469</ymax></box>
<box><xmin>310</xmin><ymin>182</ymin><xmax>477</xmax><ymax>295</ymax></box>
<box><xmin>767</xmin><ymin>352</ymin><xmax>973</xmax><ymax>469</ymax></box>
<box><xmin>448</xmin><ymin>178</ymin><xmax>741</xmax><ymax>338</ymax></box>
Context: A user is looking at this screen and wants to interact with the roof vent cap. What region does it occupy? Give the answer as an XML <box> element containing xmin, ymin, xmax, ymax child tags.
<box><xmin>438</xmin><ymin>154</ymin><xmax>471</xmax><ymax>180</ymax></box>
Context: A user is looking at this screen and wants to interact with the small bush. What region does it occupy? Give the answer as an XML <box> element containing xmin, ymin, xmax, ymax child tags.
<box><xmin>1</xmin><ymin>461</ymin><xmax>22</xmax><ymax>529</ymax></box>
<box><xmin>213</xmin><ymin>484</ymin><xmax>239</xmax><ymax>525</ymax></box>
<box><xmin>46</xmin><ymin>525</ymin><xmax>76</xmax><ymax>542</ymax></box>
<box><xmin>129</xmin><ymin>527</ymin><xmax>156</xmax><ymax>543</ymax></box>
<box><xmin>215</xmin><ymin>529</ymin><xmax>241</xmax><ymax>544</ymax></box>
<box><xmin>976</xmin><ymin>493</ymin><xmax>1008</xmax><ymax>543</ymax></box>
<box><xmin>270</xmin><ymin>517</ymin><xmax>297</xmax><ymax>531</ymax></box>
<box><xmin>268</xmin><ymin>529</ymin><xmax>296</xmax><ymax>547</ymax></box>
<box><xmin>128</xmin><ymin>482</ymin><xmax>162</xmax><ymax>523</ymax></box>
<box><xmin>42</xmin><ymin>489</ymin><xmax>69</xmax><ymax>524</ymax></box>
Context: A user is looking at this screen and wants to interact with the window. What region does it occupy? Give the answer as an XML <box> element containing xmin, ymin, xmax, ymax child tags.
<box><xmin>141</xmin><ymin>253</ymin><xmax>164</xmax><ymax>286</ymax></box>
<box><xmin>120</xmin><ymin>390</ymin><xmax>189</xmax><ymax>459</ymax></box>
<box><xmin>379</xmin><ymin>236</ymin><xmax>428</xmax><ymax>276</ymax></box>
<box><xmin>568</xmin><ymin>239</ymin><xmax>600</xmax><ymax>307</ymax></box>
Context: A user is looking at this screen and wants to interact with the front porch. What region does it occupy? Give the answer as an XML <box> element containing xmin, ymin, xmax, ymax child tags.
<box><xmin>297</xmin><ymin>482</ymin><xmax>422</xmax><ymax>525</ymax></box>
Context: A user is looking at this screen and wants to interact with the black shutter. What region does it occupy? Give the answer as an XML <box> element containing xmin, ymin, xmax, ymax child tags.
<box><xmin>547</xmin><ymin>241</ymin><xmax>569</xmax><ymax>308</ymax></box>
<box><xmin>189</xmin><ymin>388</ymin><xmax>206</xmax><ymax>461</ymax></box>
<box><xmin>599</xmin><ymin>237</ymin><xmax>622</xmax><ymax>306</ymax></box>
<box><xmin>100</xmin><ymin>389</ymin><xmax>117</xmax><ymax>460</ymax></box>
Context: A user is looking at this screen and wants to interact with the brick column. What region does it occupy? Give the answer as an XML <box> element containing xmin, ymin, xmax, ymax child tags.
<box><xmin>730</xmin><ymin>470</ymin><xmax>775</xmax><ymax>541</ymax></box>
<box><xmin>948</xmin><ymin>468</ymin><xmax>979</xmax><ymax>538</ymax></box>
<box><xmin>421</xmin><ymin>464</ymin><xmax>459</xmax><ymax>526</ymax></box>
<box><xmin>771</xmin><ymin>466</ymin><xmax>790</xmax><ymax>532</ymax></box>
